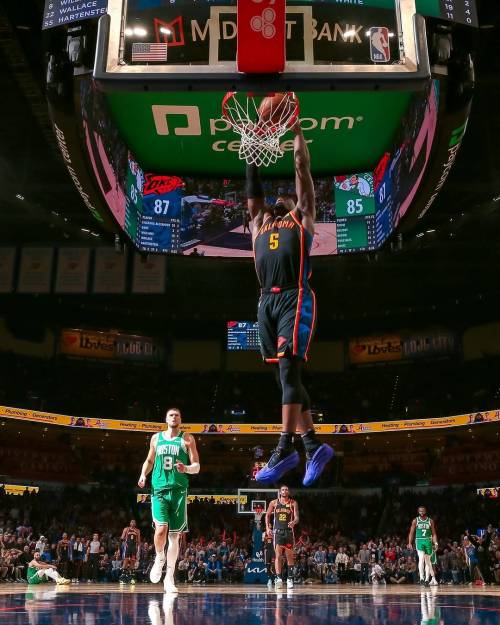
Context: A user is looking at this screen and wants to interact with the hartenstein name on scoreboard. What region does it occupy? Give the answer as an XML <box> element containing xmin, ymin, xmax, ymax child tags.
<box><xmin>42</xmin><ymin>0</ymin><xmax>108</xmax><ymax>30</ymax></box>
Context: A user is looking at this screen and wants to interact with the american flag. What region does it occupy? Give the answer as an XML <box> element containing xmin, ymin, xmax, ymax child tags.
<box><xmin>131</xmin><ymin>43</ymin><xmax>168</xmax><ymax>62</ymax></box>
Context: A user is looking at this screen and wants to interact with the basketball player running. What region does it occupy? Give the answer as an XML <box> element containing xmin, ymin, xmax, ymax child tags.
<box><xmin>266</xmin><ymin>485</ymin><xmax>299</xmax><ymax>589</ymax></box>
<box><xmin>247</xmin><ymin>122</ymin><xmax>333</xmax><ymax>486</ymax></box>
<box><xmin>408</xmin><ymin>506</ymin><xmax>438</xmax><ymax>587</ymax></box>
<box><xmin>138</xmin><ymin>407</ymin><xmax>200</xmax><ymax>593</ymax></box>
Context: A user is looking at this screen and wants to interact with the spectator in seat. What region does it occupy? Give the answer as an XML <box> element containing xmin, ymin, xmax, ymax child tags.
<box><xmin>193</xmin><ymin>557</ymin><xmax>207</xmax><ymax>584</ymax></box>
<box><xmin>110</xmin><ymin>549</ymin><xmax>122</xmax><ymax>582</ymax></box>
<box><xmin>206</xmin><ymin>554</ymin><xmax>222</xmax><ymax>583</ymax></box>
<box><xmin>439</xmin><ymin>549</ymin><xmax>452</xmax><ymax>584</ymax></box>
<box><xmin>177</xmin><ymin>556</ymin><xmax>190</xmax><ymax>583</ymax></box>
<box><xmin>186</xmin><ymin>555</ymin><xmax>198</xmax><ymax>583</ymax></box>
<box><xmin>314</xmin><ymin>545</ymin><xmax>327</xmax><ymax>581</ymax></box>
<box><xmin>370</xmin><ymin>560</ymin><xmax>386</xmax><ymax>585</ymax></box>
<box><xmin>387</xmin><ymin>561</ymin><xmax>406</xmax><ymax>584</ymax></box>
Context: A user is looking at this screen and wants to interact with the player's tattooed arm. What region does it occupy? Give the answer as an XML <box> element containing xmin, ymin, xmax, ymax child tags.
<box><xmin>246</xmin><ymin>164</ymin><xmax>265</xmax><ymax>233</ymax></box>
<box><xmin>293</xmin><ymin>124</ymin><xmax>315</xmax><ymax>233</ymax></box>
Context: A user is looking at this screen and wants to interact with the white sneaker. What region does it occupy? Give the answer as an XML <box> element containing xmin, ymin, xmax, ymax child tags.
<box><xmin>163</xmin><ymin>567</ymin><xmax>178</xmax><ymax>594</ymax></box>
<box><xmin>429</xmin><ymin>578</ymin><xmax>438</xmax><ymax>586</ymax></box>
<box><xmin>164</xmin><ymin>579</ymin><xmax>178</xmax><ymax>594</ymax></box>
<box><xmin>150</xmin><ymin>554</ymin><xmax>166</xmax><ymax>584</ymax></box>
<box><xmin>275</xmin><ymin>577</ymin><xmax>283</xmax><ymax>588</ymax></box>
<box><xmin>287</xmin><ymin>578</ymin><xmax>294</xmax><ymax>589</ymax></box>
<box><xmin>267</xmin><ymin>579</ymin><xmax>273</xmax><ymax>589</ymax></box>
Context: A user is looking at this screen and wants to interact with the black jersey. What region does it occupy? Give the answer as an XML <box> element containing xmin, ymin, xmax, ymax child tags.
<box><xmin>58</xmin><ymin>541</ymin><xmax>69</xmax><ymax>560</ymax></box>
<box><xmin>254</xmin><ymin>211</ymin><xmax>312</xmax><ymax>290</ymax></box>
<box><xmin>124</xmin><ymin>528</ymin><xmax>139</xmax><ymax>551</ymax></box>
<box><xmin>273</xmin><ymin>499</ymin><xmax>294</xmax><ymax>531</ymax></box>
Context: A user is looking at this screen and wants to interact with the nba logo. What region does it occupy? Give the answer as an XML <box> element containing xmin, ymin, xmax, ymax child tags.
<box><xmin>369</xmin><ymin>27</ymin><xmax>390</xmax><ymax>63</ymax></box>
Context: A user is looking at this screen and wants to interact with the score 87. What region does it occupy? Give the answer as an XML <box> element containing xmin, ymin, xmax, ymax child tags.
<box><xmin>153</xmin><ymin>199</ymin><xmax>170</xmax><ymax>215</ymax></box>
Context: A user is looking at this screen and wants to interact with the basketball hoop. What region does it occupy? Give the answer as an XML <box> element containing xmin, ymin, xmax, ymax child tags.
<box><xmin>221</xmin><ymin>92</ymin><xmax>299</xmax><ymax>167</ymax></box>
<box><xmin>253</xmin><ymin>504</ymin><xmax>265</xmax><ymax>528</ymax></box>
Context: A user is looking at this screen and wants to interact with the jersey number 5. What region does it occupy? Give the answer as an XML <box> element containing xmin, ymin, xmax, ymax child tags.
<box><xmin>163</xmin><ymin>457</ymin><xmax>173</xmax><ymax>471</ymax></box>
<box><xmin>269</xmin><ymin>233</ymin><xmax>279</xmax><ymax>250</ymax></box>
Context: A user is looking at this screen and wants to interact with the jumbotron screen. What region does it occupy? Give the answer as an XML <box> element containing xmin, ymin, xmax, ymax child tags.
<box><xmin>81</xmin><ymin>72</ymin><xmax>438</xmax><ymax>257</ymax></box>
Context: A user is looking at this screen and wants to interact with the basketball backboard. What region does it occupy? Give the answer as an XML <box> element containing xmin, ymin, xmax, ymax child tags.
<box><xmin>95</xmin><ymin>0</ymin><xmax>429</xmax><ymax>90</ymax></box>
<box><xmin>237</xmin><ymin>488</ymin><xmax>278</xmax><ymax>515</ymax></box>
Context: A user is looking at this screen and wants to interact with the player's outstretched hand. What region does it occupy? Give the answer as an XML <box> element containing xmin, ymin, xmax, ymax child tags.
<box><xmin>175</xmin><ymin>462</ymin><xmax>187</xmax><ymax>473</ymax></box>
<box><xmin>138</xmin><ymin>475</ymin><xmax>146</xmax><ymax>488</ymax></box>
<box><xmin>407</xmin><ymin>543</ymin><xmax>412</xmax><ymax>550</ymax></box>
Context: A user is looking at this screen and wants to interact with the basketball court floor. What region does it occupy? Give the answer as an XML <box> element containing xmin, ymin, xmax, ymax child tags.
<box><xmin>1</xmin><ymin>584</ymin><xmax>498</xmax><ymax>625</ymax></box>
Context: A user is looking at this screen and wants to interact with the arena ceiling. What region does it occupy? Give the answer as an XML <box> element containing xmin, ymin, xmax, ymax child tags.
<box><xmin>0</xmin><ymin>1</ymin><xmax>499</xmax><ymax>329</ymax></box>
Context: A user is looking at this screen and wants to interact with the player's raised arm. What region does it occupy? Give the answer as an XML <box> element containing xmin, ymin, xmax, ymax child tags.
<box><xmin>293</xmin><ymin>125</ymin><xmax>315</xmax><ymax>230</ymax></box>
<box><xmin>246</xmin><ymin>164</ymin><xmax>265</xmax><ymax>232</ymax></box>
<box><xmin>175</xmin><ymin>433</ymin><xmax>200</xmax><ymax>474</ymax></box>
<box><xmin>407</xmin><ymin>518</ymin><xmax>416</xmax><ymax>549</ymax></box>
<box><xmin>138</xmin><ymin>434</ymin><xmax>157</xmax><ymax>487</ymax></box>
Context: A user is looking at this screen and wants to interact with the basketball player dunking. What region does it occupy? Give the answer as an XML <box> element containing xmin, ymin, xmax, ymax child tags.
<box><xmin>266</xmin><ymin>485</ymin><xmax>299</xmax><ymax>589</ymax></box>
<box><xmin>408</xmin><ymin>506</ymin><xmax>438</xmax><ymax>587</ymax></box>
<box><xmin>247</xmin><ymin>122</ymin><xmax>334</xmax><ymax>486</ymax></box>
<box><xmin>138</xmin><ymin>408</ymin><xmax>200</xmax><ymax>593</ymax></box>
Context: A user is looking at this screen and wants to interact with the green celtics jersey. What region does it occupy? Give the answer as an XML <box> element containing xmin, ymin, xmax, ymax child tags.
<box><xmin>27</xmin><ymin>566</ymin><xmax>42</xmax><ymax>584</ymax></box>
<box><xmin>151</xmin><ymin>431</ymin><xmax>189</xmax><ymax>493</ymax></box>
<box><xmin>415</xmin><ymin>516</ymin><xmax>432</xmax><ymax>541</ymax></box>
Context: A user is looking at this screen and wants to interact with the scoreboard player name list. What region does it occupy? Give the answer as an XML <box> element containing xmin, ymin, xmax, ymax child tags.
<box><xmin>43</xmin><ymin>0</ymin><xmax>108</xmax><ymax>29</ymax></box>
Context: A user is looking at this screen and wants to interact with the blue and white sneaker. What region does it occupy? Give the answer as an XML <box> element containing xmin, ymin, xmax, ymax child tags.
<box><xmin>255</xmin><ymin>448</ymin><xmax>300</xmax><ymax>484</ymax></box>
<box><xmin>302</xmin><ymin>443</ymin><xmax>334</xmax><ymax>486</ymax></box>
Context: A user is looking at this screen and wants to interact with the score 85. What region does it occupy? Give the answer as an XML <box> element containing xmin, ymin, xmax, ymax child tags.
<box><xmin>346</xmin><ymin>199</ymin><xmax>364</xmax><ymax>215</ymax></box>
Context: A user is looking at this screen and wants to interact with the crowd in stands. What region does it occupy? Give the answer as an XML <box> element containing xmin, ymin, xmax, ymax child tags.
<box><xmin>0</xmin><ymin>486</ymin><xmax>498</xmax><ymax>585</ymax></box>
<box><xmin>0</xmin><ymin>352</ymin><xmax>498</xmax><ymax>424</ymax></box>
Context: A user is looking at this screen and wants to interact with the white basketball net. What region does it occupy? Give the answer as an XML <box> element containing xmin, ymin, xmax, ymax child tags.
<box><xmin>254</xmin><ymin>508</ymin><xmax>264</xmax><ymax>527</ymax></box>
<box><xmin>222</xmin><ymin>92</ymin><xmax>299</xmax><ymax>168</ymax></box>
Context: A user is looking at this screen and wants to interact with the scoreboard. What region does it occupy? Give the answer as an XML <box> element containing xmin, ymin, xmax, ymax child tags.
<box><xmin>125</xmin><ymin>158</ymin><xmax>182</xmax><ymax>254</ymax></box>
<box><xmin>227</xmin><ymin>322</ymin><xmax>260</xmax><ymax>351</ymax></box>
<box><xmin>423</xmin><ymin>0</ymin><xmax>478</xmax><ymax>27</ymax></box>
<box><xmin>334</xmin><ymin>172</ymin><xmax>392</xmax><ymax>254</ymax></box>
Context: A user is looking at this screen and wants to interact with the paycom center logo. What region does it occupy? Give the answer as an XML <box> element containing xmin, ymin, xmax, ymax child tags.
<box><xmin>151</xmin><ymin>104</ymin><xmax>364</xmax><ymax>152</ymax></box>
